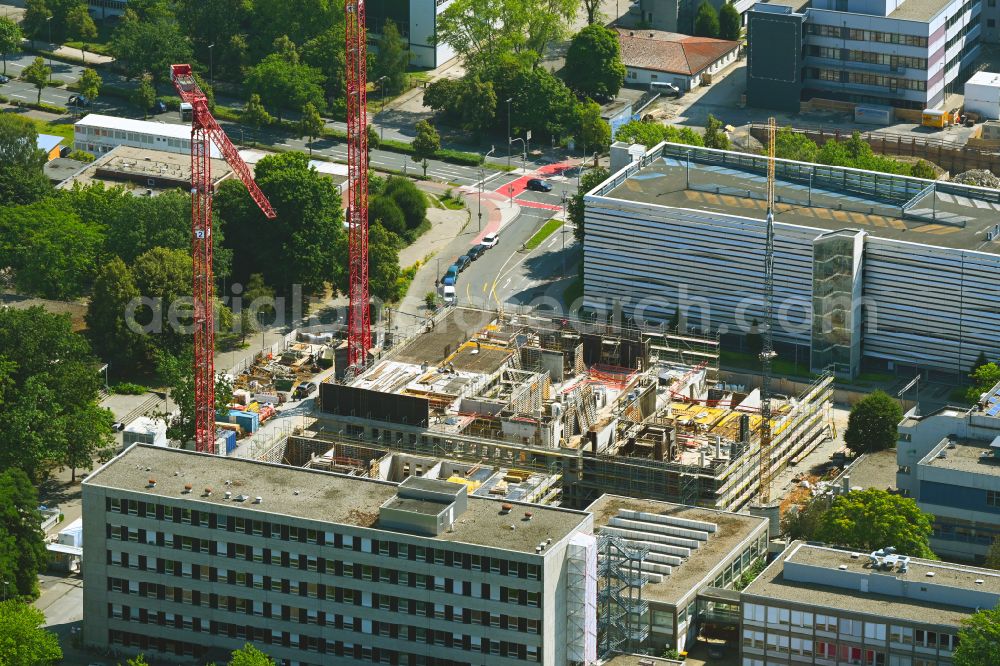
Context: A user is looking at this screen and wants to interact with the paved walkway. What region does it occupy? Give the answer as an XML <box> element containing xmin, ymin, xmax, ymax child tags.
<box><xmin>24</xmin><ymin>38</ymin><xmax>114</xmax><ymax>65</ymax></box>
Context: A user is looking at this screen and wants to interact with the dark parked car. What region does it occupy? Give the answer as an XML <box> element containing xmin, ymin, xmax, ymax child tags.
<box><xmin>442</xmin><ymin>265</ymin><xmax>459</xmax><ymax>286</ymax></box>
<box><xmin>68</xmin><ymin>94</ymin><xmax>90</xmax><ymax>107</ymax></box>
<box><xmin>294</xmin><ymin>382</ymin><xmax>317</xmax><ymax>399</ymax></box>
<box><xmin>455</xmin><ymin>254</ymin><xmax>472</xmax><ymax>272</ymax></box>
<box><xmin>526</xmin><ymin>178</ymin><xmax>552</xmax><ymax>192</ymax></box>
<box><xmin>0</xmin><ymin>75</ymin><xmax>9</xmax><ymax>84</ymax></box>
<box><xmin>467</xmin><ymin>244</ymin><xmax>484</xmax><ymax>260</ymax></box>
<box><xmin>151</xmin><ymin>100</ymin><xmax>168</xmax><ymax>114</ymax></box>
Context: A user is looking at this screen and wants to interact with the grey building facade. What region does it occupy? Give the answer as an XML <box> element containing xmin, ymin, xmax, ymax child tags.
<box><xmin>896</xmin><ymin>386</ymin><xmax>1000</xmax><ymax>562</ymax></box>
<box><xmin>585</xmin><ymin>142</ymin><xmax>1000</xmax><ymax>379</ymax></box>
<box><xmin>82</xmin><ymin>445</ymin><xmax>597</xmax><ymax>665</ymax></box>
<box><xmin>741</xmin><ymin>541</ymin><xmax>1000</xmax><ymax>666</ymax></box>
<box><xmin>747</xmin><ymin>0</ymin><xmax>982</xmax><ymax>111</ymax></box>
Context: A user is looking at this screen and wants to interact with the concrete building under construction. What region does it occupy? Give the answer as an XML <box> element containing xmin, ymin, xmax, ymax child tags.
<box><xmin>309</xmin><ymin>308</ymin><xmax>833</xmax><ymax>511</ymax></box>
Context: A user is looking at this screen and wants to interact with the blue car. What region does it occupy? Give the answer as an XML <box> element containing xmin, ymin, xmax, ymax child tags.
<box><xmin>442</xmin><ymin>265</ymin><xmax>459</xmax><ymax>286</ymax></box>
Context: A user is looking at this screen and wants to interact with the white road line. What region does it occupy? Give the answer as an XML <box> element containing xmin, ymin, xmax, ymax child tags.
<box><xmin>11</xmin><ymin>94</ymin><xmax>26</xmax><ymax>99</ymax></box>
<box><xmin>502</xmin><ymin>277</ymin><xmax>511</xmax><ymax>289</ymax></box>
<box><xmin>546</xmin><ymin>237</ymin><xmax>558</xmax><ymax>249</ymax></box>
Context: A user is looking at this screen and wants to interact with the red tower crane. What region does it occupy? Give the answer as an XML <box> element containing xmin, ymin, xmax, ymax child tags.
<box><xmin>170</xmin><ymin>64</ymin><xmax>277</xmax><ymax>454</ymax></box>
<box><xmin>345</xmin><ymin>0</ymin><xmax>371</xmax><ymax>374</ymax></box>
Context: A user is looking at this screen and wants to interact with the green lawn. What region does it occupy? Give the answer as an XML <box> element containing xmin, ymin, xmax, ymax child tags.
<box><xmin>14</xmin><ymin>114</ymin><xmax>75</xmax><ymax>142</ymax></box>
<box><xmin>525</xmin><ymin>219</ymin><xmax>563</xmax><ymax>251</ymax></box>
<box><xmin>720</xmin><ymin>349</ymin><xmax>816</xmax><ymax>379</ymax></box>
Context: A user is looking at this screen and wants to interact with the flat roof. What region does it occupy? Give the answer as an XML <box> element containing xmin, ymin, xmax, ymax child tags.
<box><xmin>889</xmin><ymin>0</ymin><xmax>952</xmax><ymax>22</ymax></box>
<box><xmin>753</xmin><ymin>0</ymin><xmax>809</xmax><ymax>11</ymax></box>
<box><xmin>842</xmin><ymin>449</ymin><xmax>898</xmax><ymax>491</ymax></box>
<box><xmin>85</xmin><ymin>445</ymin><xmax>588</xmax><ymax>553</ymax></box>
<box><xmin>586</xmin><ymin>495</ymin><xmax>767</xmax><ymax>604</ymax></box>
<box><xmin>602</xmin><ymin>150</ymin><xmax>1000</xmax><ymax>255</ymax></box>
<box><xmin>58</xmin><ymin>145</ymin><xmax>233</xmax><ymax>192</ymax></box>
<box><xmin>745</xmin><ymin>541</ymin><xmax>1000</xmax><ymax>627</ymax></box>
<box><xmin>919</xmin><ymin>438</ymin><xmax>1000</xmax><ymax>474</ymax></box>
<box><xmin>393</xmin><ymin>308</ymin><xmax>497</xmax><ymax>367</ymax></box>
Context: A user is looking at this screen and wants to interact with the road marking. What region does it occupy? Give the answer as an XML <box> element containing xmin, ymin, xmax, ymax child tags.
<box><xmin>482</xmin><ymin>282</ymin><xmax>488</xmax><ymax>293</ymax></box>
<box><xmin>546</xmin><ymin>237</ymin><xmax>558</xmax><ymax>249</ymax></box>
<box><xmin>502</xmin><ymin>277</ymin><xmax>511</xmax><ymax>289</ymax></box>
<box><xmin>11</xmin><ymin>94</ymin><xmax>26</xmax><ymax>99</ymax></box>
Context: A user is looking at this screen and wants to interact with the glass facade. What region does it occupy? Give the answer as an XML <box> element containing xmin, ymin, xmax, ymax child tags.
<box><xmin>811</xmin><ymin>231</ymin><xmax>864</xmax><ymax>378</ymax></box>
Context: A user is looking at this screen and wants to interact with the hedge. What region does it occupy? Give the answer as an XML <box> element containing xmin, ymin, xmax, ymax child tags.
<box><xmin>10</xmin><ymin>99</ymin><xmax>68</xmax><ymax>114</ymax></box>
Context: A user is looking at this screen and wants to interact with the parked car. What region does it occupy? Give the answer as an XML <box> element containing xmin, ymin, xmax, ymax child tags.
<box><xmin>651</xmin><ymin>81</ymin><xmax>682</xmax><ymax>97</ymax></box>
<box><xmin>526</xmin><ymin>178</ymin><xmax>552</xmax><ymax>192</ymax></box>
<box><xmin>294</xmin><ymin>382</ymin><xmax>317</xmax><ymax>399</ymax></box>
<box><xmin>468</xmin><ymin>244</ymin><xmax>485</xmax><ymax>261</ymax></box>
<box><xmin>151</xmin><ymin>100</ymin><xmax>168</xmax><ymax>114</ymax></box>
<box><xmin>111</xmin><ymin>422</ymin><xmax>125</xmax><ymax>432</ymax></box>
<box><xmin>442</xmin><ymin>285</ymin><xmax>456</xmax><ymax>305</ymax></box>
<box><xmin>455</xmin><ymin>254</ymin><xmax>472</xmax><ymax>272</ymax></box>
<box><xmin>0</xmin><ymin>75</ymin><xmax>9</xmax><ymax>84</ymax></box>
<box><xmin>68</xmin><ymin>94</ymin><xmax>90</xmax><ymax>107</ymax></box>
<box><xmin>480</xmin><ymin>233</ymin><xmax>499</xmax><ymax>248</ymax></box>
<box><xmin>442</xmin><ymin>265</ymin><xmax>459</xmax><ymax>286</ymax></box>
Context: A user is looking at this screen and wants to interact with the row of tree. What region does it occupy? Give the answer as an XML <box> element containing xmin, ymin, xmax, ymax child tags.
<box><xmin>775</xmin><ymin>127</ymin><xmax>937</xmax><ymax>178</ymax></box>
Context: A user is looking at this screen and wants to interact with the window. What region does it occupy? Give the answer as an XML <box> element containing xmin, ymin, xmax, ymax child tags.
<box><xmin>767</xmin><ymin>607</ymin><xmax>790</xmax><ymax>625</ymax></box>
<box><xmin>865</xmin><ymin>649</ymin><xmax>887</xmax><ymax>666</ymax></box>
<box><xmin>742</xmin><ymin>629</ymin><xmax>764</xmax><ymax>648</ymax></box>
<box><xmin>840</xmin><ymin>618</ymin><xmax>862</xmax><ymax>637</ymax></box>
<box><xmin>987</xmin><ymin>490</ymin><xmax>1000</xmax><ymax>507</ymax></box>
<box><xmin>791</xmin><ymin>610</ymin><xmax>813</xmax><ymax>628</ymax></box>
<box><xmin>791</xmin><ymin>637</ymin><xmax>813</xmax><ymax>656</ymax></box>
<box><xmin>743</xmin><ymin>603</ymin><xmax>765</xmax><ymax>623</ymax></box>
<box><xmin>865</xmin><ymin>623</ymin><xmax>886</xmax><ymax>641</ymax></box>
<box><xmin>891</xmin><ymin>625</ymin><xmax>913</xmax><ymax>644</ymax></box>
<box><xmin>766</xmin><ymin>634</ymin><xmax>789</xmax><ymax>653</ymax></box>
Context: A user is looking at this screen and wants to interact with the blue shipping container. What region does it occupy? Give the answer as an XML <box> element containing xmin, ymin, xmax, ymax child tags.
<box><xmin>228</xmin><ymin>409</ymin><xmax>259</xmax><ymax>433</ymax></box>
<box><xmin>215</xmin><ymin>429</ymin><xmax>237</xmax><ymax>454</ymax></box>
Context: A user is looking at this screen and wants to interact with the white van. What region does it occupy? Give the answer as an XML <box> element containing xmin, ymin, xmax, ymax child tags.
<box><xmin>442</xmin><ymin>285</ymin><xmax>456</xmax><ymax>305</ymax></box>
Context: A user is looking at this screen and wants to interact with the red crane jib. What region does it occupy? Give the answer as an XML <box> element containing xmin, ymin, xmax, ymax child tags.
<box><xmin>170</xmin><ymin>63</ymin><xmax>276</xmax><ymax>454</ymax></box>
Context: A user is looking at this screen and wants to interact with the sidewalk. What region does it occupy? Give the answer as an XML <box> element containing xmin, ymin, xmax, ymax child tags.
<box><xmin>24</xmin><ymin>38</ymin><xmax>114</xmax><ymax>65</ymax></box>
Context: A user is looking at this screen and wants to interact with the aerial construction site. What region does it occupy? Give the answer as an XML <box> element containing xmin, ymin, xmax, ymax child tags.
<box><xmin>253</xmin><ymin>307</ymin><xmax>833</xmax><ymax>511</ymax></box>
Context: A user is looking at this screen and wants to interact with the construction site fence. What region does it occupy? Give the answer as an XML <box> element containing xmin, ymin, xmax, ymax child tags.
<box><xmin>719</xmin><ymin>370</ymin><xmax>871</xmax><ymax>406</ymax></box>
<box><xmin>749</xmin><ymin>123</ymin><xmax>1000</xmax><ymax>185</ymax></box>
<box><xmin>223</xmin><ymin>328</ymin><xmax>301</xmax><ymax>377</ymax></box>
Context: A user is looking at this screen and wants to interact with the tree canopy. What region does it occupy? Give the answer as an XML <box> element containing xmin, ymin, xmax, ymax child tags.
<box><xmin>0</xmin><ymin>600</ymin><xmax>62</xmax><ymax>665</ymax></box>
<box><xmin>0</xmin><ymin>469</ymin><xmax>48</xmax><ymax>599</ymax></box>
<box><xmin>563</xmin><ymin>25</ymin><xmax>625</xmax><ymax>101</ymax></box>
<box><xmin>373</xmin><ymin>20</ymin><xmax>409</xmax><ymax>95</ymax></box>
<box><xmin>111</xmin><ymin>8</ymin><xmax>192</xmax><ymax>85</ymax></box>
<box><xmin>967</xmin><ymin>361</ymin><xmax>1000</xmax><ymax>403</ymax></box>
<box><xmin>0</xmin><ymin>17</ymin><xmax>21</xmax><ymax>76</ymax></box>
<box><xmin>719</xmin><ymin>2</ymin><xmax>741</xmax><ymax>41</ymax></box>
<box><xmin>694</xmin><ymin>1</ymin><xmax>720</xmax><ymax>38</ymax></box>
<box><xmin>228</xmin><ymin>643</ymin><xmax>277</xmax><ymax>666</ymax></box>
<box><xmin>954</xmin><ymin>605</ymin><xmax>1000</xmax><ymax>666</ymax></box>
<box><xmin>843</xmin><ymin>390</ymin><xmax>903</xmax><ymax>455</ymax></box>
<box><xmin>21</xmin><ymin>56</ymin><xmax>50</xmax><ymax>104</ymax></box>
<box><xmin>814</xmin><ymin>489</ymin><xmax>936</xmax><ymax>558</ymax></box>
<box><xmin>245</xmin><ymin>51</ymin><xmax>325</xmax><ymax>122</ymax></box>
<box><xmin>0</xmin><ymin>114</ymin><xmax>51</xmax><ymax>206</ymax></box>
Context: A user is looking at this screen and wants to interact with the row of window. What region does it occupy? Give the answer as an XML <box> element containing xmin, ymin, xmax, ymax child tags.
<box><xmin>808</xmin><ymin>46</ymin><xmax>928</xmax><ymax>70</ymax></box>
<box><xmin>743</xmin><ymin>605</ymin><xmax>958</xmax><ymax>650</ymax></box>
<box><xmin>106</xmin><ymin>553</ymin><xmax>542</xmax><ymax>608</ymax></box>
<box><xmin>104</xmin><ymin>506</ymin><xmax>541</xmax><ymax>580</ymax></box>
<box><xmin>109</xmin><ymin>627</ymin><xmax>540</xmax><ymax>664</ymax></box>
<box><xmin>745</xmin><ymin>657</ymin><xmax>936</xmax><ymax>666</ymax></box>
<box><xmin>945</xmin><ymin>0</ymin><xmax>980</xmax><ymax>30</ymax></box>
<box><xmin>945</xmin><ymin>15</ymin><xmax>980</xmax><ymax>53</ymax></box>
<box><xmin>810</xmin><ymin>68</ymin><xmax>927</xmax><ymax>91</ymax></box>
<box><xmin>806</xmin><ymin>24</ymin><xmax>929</xmax><ymax>47</ymax></box>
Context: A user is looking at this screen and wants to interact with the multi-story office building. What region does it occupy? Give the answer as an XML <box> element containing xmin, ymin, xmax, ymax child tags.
<box><xmin>587</xmin><ymin>496</ymin><xmax>769</xmax><ymax>655</ymax></box>
<box><xmin>367</xmin><ymin>0</ymin><xmax>456</xmax><ymax>69</ymax></box>
<box><xmin>896</xmin><ymin>381</ymin><xmax>1000</xmax><ymax>561</ymax></box>
<box><xmin>82</xmin><ymin>445</ymin><xmax>597</xmax><ymax>665</ymax></box>
<box><xmin>746</xmin><ymin>0</ymin><xmax>981</xmax><ymax>111</ymax></box>
<box><xmin>586</xmin><ymin>142</ymin><xmax>1000</xmax><ymax>379</ymax></box>
<box><xmin>741</xmin><ymin>541</ymin><xmax>1000</xmax><ymax>666</ymax></box>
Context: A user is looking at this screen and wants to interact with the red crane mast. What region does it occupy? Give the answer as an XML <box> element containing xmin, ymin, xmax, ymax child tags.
<box><xmin>170</xmin><ymin>64</ymin><xmax>277</xmax><ymax>454</ymax></box>
<box><xmin>345</xmin><ymin>0</ymin><xmax>371</xmax><ymax>374</ymax></box>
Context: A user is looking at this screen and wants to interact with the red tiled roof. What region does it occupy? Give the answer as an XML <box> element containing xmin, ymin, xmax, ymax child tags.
<box><xmin>616</xmin><ymin>28</ymin><xmax>739</xmax><ymax>76</ymax></box>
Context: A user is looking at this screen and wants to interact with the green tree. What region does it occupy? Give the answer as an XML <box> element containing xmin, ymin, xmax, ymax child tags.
<box><xmin>774</xmin><ymin>127</ymin><xmax>819</xmax><ymax>162</ymax></box>
<box><xmin>910</xmin><ymin>159</ymin><xmax>936</xmax><ymax>179</ymax></box>
<box><xmin>86</xmin><ymin>257</ymin><xmax>144</xmax><ymax>371</ymax></box>
<box><xmin>22</xmin><ymin>0</ymin><xmax>52</xmax><ymax>42</ymax></box>
<box><xmin>985</xmin><ymin>537</ymin><xmax>1000</xmax><ymax>570</ymax></box>
<box><xmin>971</xmin><ymin>351</ymin><xmax>990</xmax><ymax>375</ymax></box>
<box><xmin>564</xmin><ymin>25</ymin><xmax>625</xmax><ymax>101</ymax></box>
<box><xmin>245</xmin><ymin>53</ymin><xmax>325</xmax><ymax>122</ymax></box>
<box><xmin>229</xmin><ymin>642</ymin><xmax>277</xmax><ymax>666</ymax></box>
<box><xmin>438</xmin><ymin>0</ymin><xmax>579</xmax><ymax>66</ymax></box>
<box><xmin>576</xmin><ymin>99</ymin><xmax>611</xmax><ymax>153</ymax></box>
<box><xmin>132</xmin><ymin>247</ymin><xmax>195</xmax><ymax>357</ymax></box>
<box><xmin>781</xmin><ymin>496</ymin><xmax>828</xmax><ymax>541</ymax></box>
<box><xmin>365</xmin><ymin>222</ymin><xmax>402</xmax><ymax>303</ymax></box>
<box><xmin>383</xmin><ymin>176</ymin><xmax>427</xmax><ymax>233</ymax></box>
<box><xmin>815</xmin><ymin>488</ymin><xmax>935</xmax><ymax>558</ymax></box>
<box><xmin>0</xmin><ymin>469</ymin><xmax>48</xmax><ymax>599</ymax></box>
<box><xmin>374</xmin><ymin>20</ymin><xmax>409</xmax><ymax>95</ymax></box>
<box><xmin>125</xmin><ymin>654</ymin><xmax>150</xmax><ymax>666</ymax></box>
<box><xmin>719</xmin><ymin>2</ymin><xmax>741</xmax><ymax>41</ymax></box>
<box><xmin>78</xmin><ymin>67</ymin><xmax>102</xmax><ymax>104</ymax></box>
<box><xmin>239</xmin><ymin>273</ymin><xmax>275</xmax><ymax>345</ymax></box>
<box><xmin>954</xmin><ymin>606</ymin><xmax>1000</xmax><ymax>666</ymax></box>
<box><xmin>22</xmin><ymin>56</ymin><xmax>50</xmax><ymax>104</ymax></box>
<box><xmin>0</xmin><ymin>114</ymin><xmax>51</xmax><ymax>205</ymax></box>
<box><xmin>135</xmin><ymin>72</ymin><xmax>156</xmax><ymax>119</ymax></box>
<box><xmin>0</xmin><ymin>17</ymin><xmax>21</xmax><ymax>77</ymax></box>
<box><xmin>843</xmin><ymin>390</ymin><xmax>903</xmax><ymax>455</ymax></box>
<box><xmin>158</xmin><ymin>348</ymin><xmax>234</xmax><ymax>445</ymax></box>
<box><xmin>703</xmin><ymin>114</ymin><xmax>730</xmax><ymax>150</ymax></box>
<box><xmin>694</xmin><ymin>1</ymin><xmax>720</xmax><ymax>37</ymax></box>
<box><xmin>65</xmin><ymin>3</ymin><xmax>97</xmax><ymax>64</ymax></box>
<box><xmin>242</xmin><ymin>93</ymin><xmax>273</xmax><ymax>133</ymax></box>
<box><xmin>582</xmin><ymin>0</ymin><xmax>603</xmax><ymax>24</ymax></box>
<box><xmin>412</xmin><ymin>120</ymin><xmax>440</xmax><ymax>177</ymax></box>
<box><xmin>298</xmin><ymin>102</ymin><xmax>324</xmax><ymax>155</ymax></box>
<box><xmin>215</xmin><ymin>152</ymin><xmax>344</xmax><ymax>296</ymax></box>
<box><xmin>0</xmin><ymin>199</ymin><xmax>104</xmax><ymax>299</ymax></box>
<box><xmin>423</xmin><ymin>74</ymin><xmax>497</xmax><ymax>135</ymax></box>
<box><xmin>568</xmin><ymin>166</ymin><xmax>610</xmax><ymax>243</ymax></box>
<box><xmin>0</xmin><ymin>599</ymin><xmax>62</xmax><ymax>664</ymax></box>
<box><xmin>967</xmin><ymin>362</ymin><xmax>1000</xmax><ymax>403</ymax></box>
<box><xmin>302</xmin><ymin>24</ymin><xmax>347</xmax><ymax>112</ymax></box>
<box><xmin>368</xmin><ymin>195</ymin><xmax>407</xmax><ymax>237</ymax></box>
<box><xmin>110</xmin><ymin>7</ymin><xmax>193</xmax><ymax>86</ymax></box>
<box><xmin>62</xmin><ymin>401</ymin><xmax>114</xmax><ymax>481</ymax></box>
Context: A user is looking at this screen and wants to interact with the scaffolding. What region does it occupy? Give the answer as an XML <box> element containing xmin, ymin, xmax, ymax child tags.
<box><xmin>597</xmin><ymin>533</ymin><xmax>649</xmax><ymax>659</ymax></box>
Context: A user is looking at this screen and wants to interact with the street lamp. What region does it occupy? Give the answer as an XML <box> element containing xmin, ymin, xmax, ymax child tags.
<box><xmin>506</xmin><ymin>97</ymin><xmax>513</xmax><ymax>168</ymax></box>
<box><xmin>510</xmin><ymin>136</ymin><xmax>526</xmax><ymax>174</ymax></box>
<box><xmin>45</xmin><ymin>17</ymin><xmax>52</xmax><ymax>71</ymax></box>
<box><xmin>479</xmin><ymin>146</ymin><xmax>495</xmax><ymax>232</ymax></box>
<box><xmin>208</xmin><ymin>43</ymin><xmax>215</xmax><ymax>85</ymax></box>
<box><xmin>377</xmin><ymin>75</ymin><xmax>388</xmax><ymax>142</ymax></box>
<box><xmin>561</xmin><ymin>191</ymin><xmax>568</xmax><ymax>278</ymax></box>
